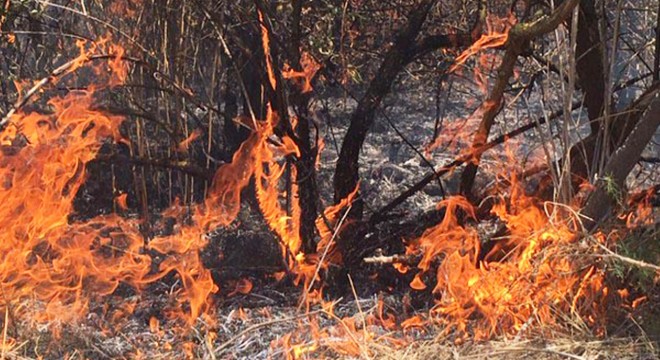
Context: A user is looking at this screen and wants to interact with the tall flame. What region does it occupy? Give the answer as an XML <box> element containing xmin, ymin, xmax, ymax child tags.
<box><xmin>0</xmin><ymin>43</ymin><xmax>153</xmax><ymax>324</ymax></box>
<box><xmin>0</xmin><ymin>35</ymin><xmax>313</xmax><ymax>326</ymax></box>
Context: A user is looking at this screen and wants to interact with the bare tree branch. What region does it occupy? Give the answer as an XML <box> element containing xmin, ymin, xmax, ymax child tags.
<box><xmin>459</xmin><ymin>0</ymin><xmax>580</xmax><ymax>197</ymax></box>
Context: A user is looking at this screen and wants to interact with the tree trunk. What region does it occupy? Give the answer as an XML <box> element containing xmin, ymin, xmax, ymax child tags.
<box><xmin>575</xmin><ymin>0</ymin><xmax>606</xmax><ymax>133</ymax></box>
<box><xmin>582</xmin><ymin>91</ymin><xmax>660</xmax><ymax>228</ymax></box>
<box><xmin>290</xmin><ymin>0</ymin><xmax>320</xmax><ymax>254</ymax></box>
<box><xmin>564</xmin><ymin>0</ymin><xmax>607</xmax><ymax>186</ymax></box>
<box><xmin>333</xmin><ymin>0</ymin><xmax>437</xmax><ymax>214</ymax></box>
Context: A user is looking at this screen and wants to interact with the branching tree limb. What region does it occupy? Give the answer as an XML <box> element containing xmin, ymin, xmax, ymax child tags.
<box><xmin>369</xmin><ymin>101</ymin><xmax>581</xmax><ymax>225</ymax></box>
<box><xmin>574</xmin><ymin>0</ymin><xmax>606</xmax><ymax>133</ymax></box>
<box><xmin>333</xmin><ymin>0</ymin><xmax>479</xmax><ymax>219</ymax></box>
<box><xmin>459</xmin><ymin>0</ymin><xmax>580</xmax><ymax>198</ymax></box>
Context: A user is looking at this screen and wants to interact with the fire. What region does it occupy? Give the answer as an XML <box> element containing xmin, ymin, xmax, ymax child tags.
<box><xmin>0</xmin><ymin>46</ymin><xmax>153</xmax><ymax>325</ymax></box>
<box><xmin>374</xmin><ymin>298</ymin><xmax>397</xmax><ymax>330</ymax></box>
<box><xmin>449</xmin><ymin>13</ymin><xmax>516</xmax><ymax>73</ymax></box>
<box><xmin>622</xmin><ymin>187</ymin><xmax>655</xmax><ymax>228</ymax></box>
<box><xmin>227</xmin><ymin>278</ymin><xmax>254</xmax><ymax>297</ymax></box>
<box><xmin>108</xmin><ymin>0</ymin><xmax>140</xmax><ymax>18</ymax></box>
<box><xmin>282</xmin><ymin>52</ymin><xmax>322</xmax><ymax>93</ymax></box>
<box><xmin>424</xmin><ymin>100</ymin><xmax>493</xmax><ymax>155</ymax></box>
<box><xmin>401</xmin><ymin>315</ymin><xmax>425</xmax><ymax>330</ymax></box>
<box><xmin>253</xmin><ymin>109</ymin><xmax>302</xmax><ymax>261</ymax></box>
<box><xmin>0</xmin><ymin>6</ymin><xmax>649</xmax><ymax>358</ymax></box>
<box><xmin>149</xmin><ymin>316</ymin><xmax>162</xmax><ymax>336</ymax></box>
<box><xmin>258</xmin><ymin>10</ymin><xmax>278</xmax><ymax>90</ymax></box>
<box><xmin>176</xmin><ymin>129</ymin><xmax>202</xmax><ymax>152</ymax></box>
<box><xmin>0</xmin><ymin>38</ymin><xmax>236</xmax><ymax>327</ymax></box>
<box><xmin>401</xmin><ymin>164</ymin><xmax>608</xmax><ymax>339</ymax></box>
<box><xmin>115</xmin><ymin>193</ymin><xmax>129</xmax><ymax>210</ymax></box>
<box><xmin>289</xmin><ymin>185</ymin><xmax>360</xmax><ymax>307</ymax></box>
<box><xmin>315</xmin><ymin>184</ymin><xmax>359</xmax><ymax>265</ymax></box>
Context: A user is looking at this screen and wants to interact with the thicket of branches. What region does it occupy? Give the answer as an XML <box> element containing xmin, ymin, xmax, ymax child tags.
<box><xmin>1</xmin><ymin>0</ymin><xmax>658</xmax><ymax>274</ymax></box>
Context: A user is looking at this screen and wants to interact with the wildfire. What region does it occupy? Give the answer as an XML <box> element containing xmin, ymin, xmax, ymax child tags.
<box><xmin>0</xmin><ymin>32</ymin><xmax>330</xmax><ymax>330</ymax></box>
<box><xmin>0</xmin><ymin>6</ymin><xmax>651</xmax><ymax>359</ymax></box>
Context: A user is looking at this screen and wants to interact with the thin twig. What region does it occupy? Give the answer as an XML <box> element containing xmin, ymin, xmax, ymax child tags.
<box><xmin>34</xmin><ymin>0</ymin><xmax>151</xmax><ymax>56</ymax></box>
<box><xmin>94</xmin><ymin>153</ymin><xmax>214</xmax><ymax>181</ymax></box>
<box><xmin>380</xmin><ymin>110</ymin><xmax>446</xmax><ymax>199</ymax></box>
<box><xmin>591</xmin><ymin>238</ymin><xmax>660</xmax><ymax>272</ymax></box>
<box><xmin>363</xmin><ymin>253</ymin><xmax>419</xmax><ymax>266</ymax></box>
<box><xmin>458</xmin><ymin>0</ymin><xmax>580</xmax><ymax>195</ymax></box>
<box><xmin>299</xmin><ymin>203</ymin><xmax>353</xmax><ymax>308</ymax></box>
<box><xmin>370</xmin><ymin>101</ymin><xmax>582</xmax><ymax>224</ymax></box>
<box><xmin>322</xmin><ymin>304</ymin><xmax>373</xmax><ymax>360</ymax></box>
<box><xmin>488</xmin><ymin>346</ymin><xmax>586</xmax><ymax>360</ymax></box>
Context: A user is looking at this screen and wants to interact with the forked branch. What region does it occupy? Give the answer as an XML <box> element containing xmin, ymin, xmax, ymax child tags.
<box><xmin>459</xmin><ymin>0</ymin><xmax>580</xmax><ymax>197</ymax></box>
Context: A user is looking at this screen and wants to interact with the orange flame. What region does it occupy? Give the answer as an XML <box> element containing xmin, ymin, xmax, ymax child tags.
<box><xmin>227</xmin><ymin>278</ymin><xmax>253</xmax><ymax>297</ymax></box>
<box><xmin>0</xmin><ymin>40</ymin><xmax>222</xmax><ymax>327</ymax></box>
<box><xmin>253</xmin><ymin>108</ymin><xmax>302</xmax><ymax>261</ymax></box>
<box><xmin>0</xmin><ymin>10</ymin><xmax>636</xmax><ymax>355</ymax></box>
<box><xmin>283</xmin><ymin>52</ymin><xmax>321</xmax><ymax>93</ymax></box>
<box><xmin>176</xmin><ymin>129</ymin><xmax>202</xmax><ymax>152</ymax></box>
<box><xmin>449</xmin><ymin>13</ymin><xmax>515</xmax><ymax>73</ymax></box>
<box><xmin>115</xmin><ymin>193</ymin><xmax>129</xmax><ymax>210</ymax></box>
<box><xmin>315</xmin><ymin>184</ymin><xmax>359</xmax><ymax>265</ymax></box>
<box><xmin>402</xmin><ymin>157</ymin><xmax>609</xmax><ymax>338</ymax></box>
<box><xmin>0</xmin><ymin>53</ymin><xmax>150</xmax><ymax>325</ymax></box>
<box><xmin>258</xmin><ymin>10</ymin><xmax>278</xmax><ymax>90</ymax></box>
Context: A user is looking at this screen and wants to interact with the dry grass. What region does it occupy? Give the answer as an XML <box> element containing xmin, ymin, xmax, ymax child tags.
<box><xmin>377</xmin><ymin>337</ymin><xmax>658</xmax><ymax>360</ymax></box>
<box><xmin>0</xmin><ymin>281</ymin><xmax>657</xmax><ymax>360</ymax></box>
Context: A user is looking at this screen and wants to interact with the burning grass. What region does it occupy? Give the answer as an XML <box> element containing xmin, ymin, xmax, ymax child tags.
<box><xmin>0</xmin><ymin>283</ymin><xmax>657</xmax><ymax>359</ymax></box>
